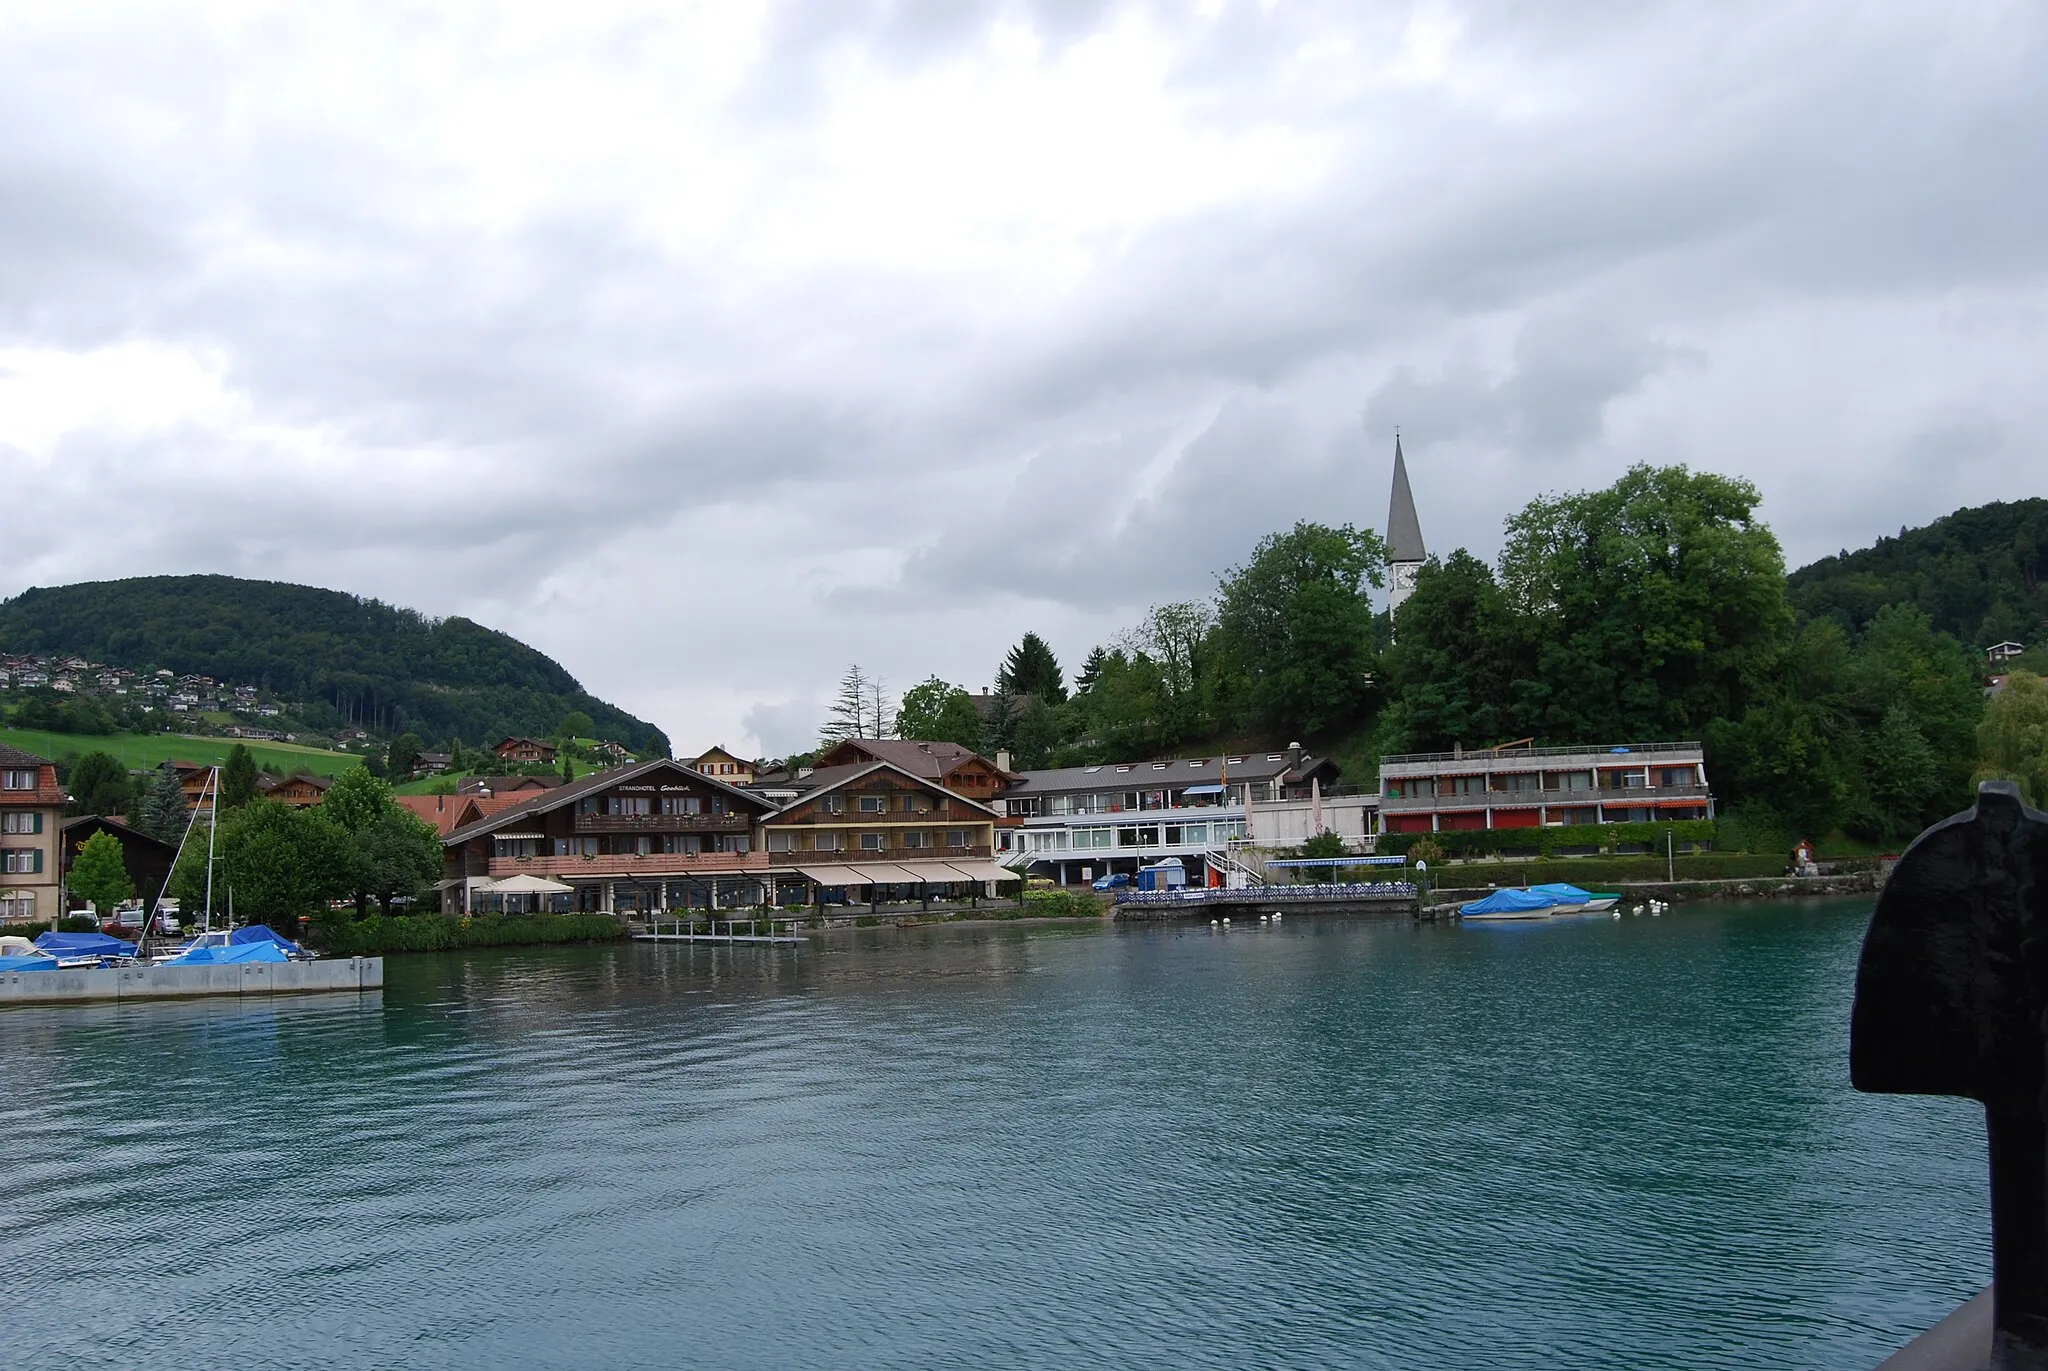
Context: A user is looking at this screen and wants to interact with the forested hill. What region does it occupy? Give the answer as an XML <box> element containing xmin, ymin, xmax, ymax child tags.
<box><xmin>0</xmin><ymin>575</ymin><xmax>668</xmax><ymax>755</ymax></box>
<box><xmin>1788</xmin><ymin>498</ymin><xmax>2048</xmax><ymax>645</ymax></box>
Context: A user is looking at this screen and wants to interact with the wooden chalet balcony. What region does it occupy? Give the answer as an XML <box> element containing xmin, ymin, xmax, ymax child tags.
<box><xmin>487</xmin><ymin>852</ymin><xmax>768</xmax><ymax>878</ymax></box>
<box><xmin>775</xmin><ymin>846</ymin><xmax>995</xmax><ymax>862</ymax></box>
<box><xmin>572</xmin><ymin>812</ymin><xmax>752</xmax><ymax>834</ymax></box>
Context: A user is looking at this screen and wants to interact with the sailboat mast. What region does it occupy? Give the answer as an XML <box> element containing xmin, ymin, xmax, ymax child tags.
<box><xmin>203</xmin><ymin>767</ymin><xmax>219</xmax><ymax>932</ymax></box>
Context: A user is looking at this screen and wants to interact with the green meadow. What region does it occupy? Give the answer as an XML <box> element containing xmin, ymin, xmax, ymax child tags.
<box><xmin>0</xmin><ymin>727</ymin><xmax>361</xmax><ymax>777</ymax></box>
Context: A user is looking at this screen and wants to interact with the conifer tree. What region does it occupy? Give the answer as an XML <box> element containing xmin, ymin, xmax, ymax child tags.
<box><xmin>221</xmin><ymin>745</ymin><xmax>259</xmax><ymax>809</ymax></box>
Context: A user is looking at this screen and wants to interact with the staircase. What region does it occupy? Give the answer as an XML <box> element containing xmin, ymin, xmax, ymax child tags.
<box><xmin>1206</xmin><ymin>840</ymin><xmax>1268</xmax><ymax>889</ymax></box>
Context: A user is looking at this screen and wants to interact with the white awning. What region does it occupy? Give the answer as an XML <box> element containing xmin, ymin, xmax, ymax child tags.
<box><xmin>848</xmin><ymin>862</ymin><xmax>926</xmax><ymax>883</ymax></box>
<box><xmin>492</xmin><ymin>832</ymin><xmax>545</xmax><ymax>840</ymax></box>
<box><xmin>939</xmin><ymin>860</ymin><xmax>1026</xmax><ymax>883</ymax></box>
<box><xmin>796</xmin><ymin>863</ymin><xmax>876</xmax><ymax>886</ymax></box>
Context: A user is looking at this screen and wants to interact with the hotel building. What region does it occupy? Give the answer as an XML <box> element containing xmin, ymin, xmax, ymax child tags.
<box><xmin>1377</xmin><ymin>741</ymin><xmax>1712</xmax><ymax>835</ymax></box>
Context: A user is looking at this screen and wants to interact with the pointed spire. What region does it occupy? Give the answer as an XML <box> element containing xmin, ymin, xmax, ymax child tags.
<box><xmin>1386</xmin><ymin>431</ymin><xmax>1426</xmax><ymax>564</ymax></box>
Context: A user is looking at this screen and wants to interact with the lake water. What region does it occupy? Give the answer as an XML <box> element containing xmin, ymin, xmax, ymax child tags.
<box><xmin>2</xmin><ymin>901</ymin><xmax>1989</xmax><ymax>1369</ymax></box>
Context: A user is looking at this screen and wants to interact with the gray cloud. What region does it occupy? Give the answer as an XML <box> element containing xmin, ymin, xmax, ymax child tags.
<box><xmin>0</xmin><ymin>1</ymin><xmax>2043</xmax><ymax>753</ymax></box>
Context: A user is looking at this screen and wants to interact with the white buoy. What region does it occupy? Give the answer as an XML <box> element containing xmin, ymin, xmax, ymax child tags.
<box><xmin>1222</xmin><ymin>916</ymin><xmax>1232</xmax><ymax>924</ymax></box>
<box><xmin>1611</xmin><ymin>911</ymin><xmax>1622</xmax><ymax>919</ymax></box>
<box><xmin>1631</xmin><ymin>905</ymin><xmax>1644</xmax><ymax>916</ymax></box>
<box><xmin>1210</xmin><ymin>919</ymin><xmax>1220</xmax><ymax>926</ymax></box>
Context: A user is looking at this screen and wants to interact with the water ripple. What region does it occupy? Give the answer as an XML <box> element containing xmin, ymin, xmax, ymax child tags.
<box><xmin>0</xmin><ymin>906</ymin><xmax>1988</xmax><ymax>1369</ymax></box>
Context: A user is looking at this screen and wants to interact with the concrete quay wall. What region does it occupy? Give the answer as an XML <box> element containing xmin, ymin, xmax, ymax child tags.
<box><xmin>0</xmin><ymin>957</ymin><xmax>383</xmax><ymax>1007</ymax></box>
<box><xmin>1428</xmin><ymin>870</ymin><xmax>1883</xmax><ymax>910</ymax></box>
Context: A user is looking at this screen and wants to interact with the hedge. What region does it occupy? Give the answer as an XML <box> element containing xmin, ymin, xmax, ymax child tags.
<box><xmin>1425</xmin><ymin>853</ymin><xmax>1790</xmax><ymax>889</ymax></box>
<box><xmin>995</xmin><ymin>889</ymin><xmax>1106</xmax><ymax>920</ymax></box>
<box><xmin>310</xmin><ymin>912</ymin><xmax>629</xmax><ymax>956</ymax></box>
<box><xmin>1377</xmin><ymin>820</ymin><xmax>1719</xmax><ymax>860</ymax></box>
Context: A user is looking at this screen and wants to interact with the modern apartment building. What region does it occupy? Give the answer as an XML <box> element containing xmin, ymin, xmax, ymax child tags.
<box><xmin>997</xmin><ymin>746</ymin><xmax>1351</xmax><ymax>886</ymax></box>
<box><xmin>0</xmin><ymin>745</ymin><xmax>67</xmax><ymax>924</ymax></box>
<box><xmin>1377</xmin><ymin>740</ymin><xmax>1712</xmax><ymax>834</ymax></box>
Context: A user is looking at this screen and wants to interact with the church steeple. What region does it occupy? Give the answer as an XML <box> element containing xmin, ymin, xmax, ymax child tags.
<box><xmin>1386</xmin><ymin>431</ymin><xmax>1426</xmax><ymax>616</ymax></box>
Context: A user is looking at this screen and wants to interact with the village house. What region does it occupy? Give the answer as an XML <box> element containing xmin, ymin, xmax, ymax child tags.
<box><xmin>691</xmin><ymin>745</ymin><xmax>755</xmax><ymax>783</ymax></box>
<box><xmin>459</xmin><ymin>774</ymin><xmax>560</xmax><ymax>797</ymax></box>
<box><xmin>259</xmin><ymin>773</ymin><xmax>334</xmax><ymax>808</ymax></box>
<box><xmin>494</xmin><ymin>736</ymin><xmax>558</xmax><ymax>764</ymax></box>
<box><xmin>0</xmin><ymin>745</ymin><xmax>67</xmax><ymax>925</ymax></box>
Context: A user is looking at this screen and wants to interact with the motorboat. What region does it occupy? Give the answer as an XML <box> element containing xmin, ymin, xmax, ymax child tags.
<box><xmin>1526</xmin><ymin>883</ymin><xmax>1621</xmax><ymax>914</ymax></box>
<box><xmin>1459</xmin><ymin>889</ymin><xmax>1559</xmax><ymax>921</ymax></box>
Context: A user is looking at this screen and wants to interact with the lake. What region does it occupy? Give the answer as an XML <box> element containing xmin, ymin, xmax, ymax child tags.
<box><xmin>0</xmin><ymin>900</ymin><xmax>1988</xmax><ymax>1369</ymax></box>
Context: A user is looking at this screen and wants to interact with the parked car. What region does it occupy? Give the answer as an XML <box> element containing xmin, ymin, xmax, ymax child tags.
<box><xmin>1091</xmin><ymin>872</ymin><xmax>1130</xmax><ymax>891</ymax></box>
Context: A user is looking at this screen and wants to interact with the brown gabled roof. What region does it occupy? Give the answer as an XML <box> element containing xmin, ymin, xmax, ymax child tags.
<box><xmin>60</xmin><ymin>813</ymin><xmax>178</xmax><ymax>855</ymax></box>
<box><xmin>764</xmin><ymin>759</ymin><xmax>1001</xmax><ymax>819</ymax></box>
<box><xmin>815</xmin><ymin>738</ymin><xmax>1004</xmax><ymax>781</ymax></box>
<box><xmin>0</xmin><ymin>743</ymin><xmax>54</xmax><ymax>768</ymax></box>
<box><xmin>459</xmin><ymin>774</ymin><xmax>561</xmax><ymax>795</ymax></box>
<box><xmin>443</xmin><ymin>758</ymin><xmax>779</xmax><ymax>846</ymax></box>
<box><xmin>259</xmin><ymin>772</ymin><xmax>334</xmax><ymax>792</ymax></box>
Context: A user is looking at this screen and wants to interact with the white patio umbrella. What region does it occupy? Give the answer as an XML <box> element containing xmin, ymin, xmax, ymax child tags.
<box><xmin>482</xmin><ymin>874</ymin><xmax>574</xmax><ymax>895</ymax></box>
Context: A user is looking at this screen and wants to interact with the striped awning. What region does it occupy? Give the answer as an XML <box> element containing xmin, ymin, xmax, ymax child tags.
<box><xmin>937</xmin><ymin>860</ymin><xmax>1025</xmax><ymax>883</ymax></box>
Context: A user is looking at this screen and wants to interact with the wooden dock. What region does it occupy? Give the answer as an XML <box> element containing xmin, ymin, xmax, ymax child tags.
<box><xmin>631</xmin><ymin>920</ymin><xmax>806</xmax><ymax>946</ymax></box>
<box><xmin>1113</xmin><ymin>883</ymin><xmax>1417</xmax><ymax>920</ymax></box>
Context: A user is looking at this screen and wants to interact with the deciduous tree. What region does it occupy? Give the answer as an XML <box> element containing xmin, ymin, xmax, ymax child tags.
<box><xmin>1216</xmin><ymin>522</ymin><xmax>1385</xmax><ymax>737</ymax></box>
<box><xmin>897</xmin><ymin>677</ymin><xmax>986</xmax><ymax>749</ymax></box>
<box><xmin>69</xmin><ymin>830</ymin><xmax>134</xmax><ymax>913</ymax></box>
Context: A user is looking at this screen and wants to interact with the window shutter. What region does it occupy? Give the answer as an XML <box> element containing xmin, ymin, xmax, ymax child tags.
<box><xmin>32</xmin><ymin>812</ymin><xmax>43</xmax><ymax>834</ymax></box>
<box><xmin>33</xmin><ymin>849</ymin><xmax>44</xmax><ymax>873</ymax></box>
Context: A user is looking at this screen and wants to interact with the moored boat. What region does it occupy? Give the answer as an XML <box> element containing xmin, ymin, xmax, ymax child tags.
<box><xmin>1459</xmin><ymin>889</ymin><xmax>1558</xmax><ymax>921</ymax></box>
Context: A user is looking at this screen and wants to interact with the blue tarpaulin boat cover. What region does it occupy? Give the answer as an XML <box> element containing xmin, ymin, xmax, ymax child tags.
<box><xmin>1460</xmin><ymin>889</ymin><xmax>1558</xmax><ymax>915</ymax></box>
<box><xmin>0</xmin><ymin>954</ymin><xmax>59</xmax><ymax>972</ymax></box>
<box><xmin>33</xmin><ymin>931</ymin><xmax>138</xmax><ymax>958</ymax></box>
<box><xmin>166</xmin><ymin>941</ymin><xmax>290</xmax><ymax>965</ymax></box>
<box><xmin>228</xmin><ymin>925</ymin><xmax>303</xmax><ymax>954</ymax></box>
<box><xmin>1527</xmin><ymin>883</ymin><xmax>1594</xmax><ymax>903</ymax></box>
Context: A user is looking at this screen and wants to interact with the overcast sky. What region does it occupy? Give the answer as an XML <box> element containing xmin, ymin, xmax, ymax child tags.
<box><xmin>2</xmin><ymin>2</ymin><xmax>2043</xmax><ymax>756</ymax></box>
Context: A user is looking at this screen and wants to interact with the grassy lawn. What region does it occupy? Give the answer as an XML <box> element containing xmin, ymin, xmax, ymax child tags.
<box><xmin>0</xmin><ymin>726</ymin><xmax>361</xmax><ymax>776</ymax></box>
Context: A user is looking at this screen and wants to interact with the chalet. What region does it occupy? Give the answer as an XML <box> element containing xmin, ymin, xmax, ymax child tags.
<box><xmin>171</xmin><ymin>762</ymin><xmax>215</xmax><ymax>810</ymax></box>
<box><xmin>259</xmin><ymin>773</ymin><xmax>334</xmax><ymax>808</ymax></box>
<box><xmin>495</xmin><ymin>737</ymin><xmax>559</xmax><ymax>764</ymax></box>
<box><xmin>442</xmin><ymin>759</ymin><xmax>779</xmax><ymax>915</ymax></box>
<box><xmin>1989</xmin><ymin>641</ymin><xmax>2026</xmax><ymax>665</ymax></box>
<box><xmin>60</xmin><ymin>815</ymin><xmax>178</xmax><ymax>914</ymax></box>
<box><xmin>758</xmin><ymin>760</ymin><xmax>1012</xmax><ymax>904</ymax></box>
<box><xmin>0</xmin><ymin>744</ymin><xmax>67</xmax><ymax>925</ymax></box>
<box><xmin>802</xmin><ymin>738</ymin><xmax>1012</xmax><ymax>805</ymax></box>
<box><xmin>416</xmin><ymin>752</ymin><xmax>453</xmax><ymax>774</ymax></box>
<box><xmin>692</xmin><ymin>745</ymin><xmax>756</xmax><ymax>783</ymax></box>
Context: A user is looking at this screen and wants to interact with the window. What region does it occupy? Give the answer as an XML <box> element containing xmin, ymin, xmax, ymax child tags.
<box><xmin>767</xmin><ymin>831</ymin><xmax>794</xmax><ymax>852</ymax></box>
<box><xmin>1</xmin><ymin>812</ymin><xmax>43</xmax><ymax>835</ymax></box>
<box><xmin>813</xmin><ymin>831</ymin><xmax>843</xmax><ymax>851</ymax></box>
<box><xmin>1073</xmin><ymin>828</ymin><xmax>1113</xmax><ymax>851</ymax></box>
<box><xmin>859</xmin><ymin>795</ymin><xmax>884</xmax><ymax>814</ymax></box>
<box><xmin>2</xmin><ymin>769</ymin><xmax>36</xmax><ymax>790</ymax></box>
<box><xmin>605</xmin><ymin>796</ymin><xmax>651</xmax><ymax>816</ymax></box>
<box><xmin>664</xmin><ymin>834</ymin><xmax>705</xmax><ymax>854</ymax></box>
<box><xmin>2</xmin><ymin>848</ymin><xmax>44</xmax><ymax>874</ymax></box>
<box><xmin>861</xmin><ymin>832</ymin><xmax>884</xmax><ymax>851</ymax></box>
<box><xmin>662</xmin><ymin>795</ymin><xmax>702</xmax><ymax>815</ymax></box>
<box><xmin>0</xmin><ymin>894</ymin><xmax>33</xmax><ymax>920</ymax></box>
<box><xmin>947</xmin><ymin>830</ymin><xmax>969</xmax><ymax>849</ymax></box>
<box><xmin>1181</xmin><ymin>823</ymin><xmax>1208</xmax><ymax>844</ymax></box>
<box><xmin>821</xmin><ymin>796</ymin><xmax>845</xmax><ymax>814</ymax></box>
<box><xmin>904</xmin><ymin>831</ymin><xmax>931</xmax><ymax>849</ymax></box>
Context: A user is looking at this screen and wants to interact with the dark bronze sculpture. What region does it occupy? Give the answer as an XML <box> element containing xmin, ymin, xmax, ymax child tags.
<box><xmin>1853</xmin><ymin>780</ymin><xmax>2048</xmax><ymax>1370</ymax></box>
